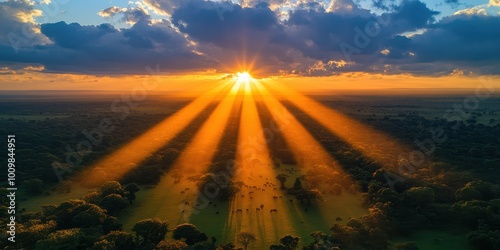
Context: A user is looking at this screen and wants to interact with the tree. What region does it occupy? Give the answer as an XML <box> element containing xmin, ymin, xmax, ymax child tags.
<box><xmin>82</xmin><ymin>191</ymin><xmax>101</xmax><ymax>205</ymax></box>
<box><xmin>99</xmin><ymin>231</ymin><xmax>135</xmax><ymax>250</ymax></box>
<box><xmin>302</xmin><ymin>231</ymin><xmax>339</xmax><ymax>250</ymax></box>
<box><xmin>100</xmin><ymin>194</ymin><xmax>128</xmax><ymax>215</ymax></box>
<box><xmin>218</xmin><ymin>180</ymin><xmax>242</xmax><ymax>201</ymax></box>
<box><xmin>456</xmin><ymin>186</ymin><xmax>482</xmax><ymax>201</ymax></box>
<box><xmin>404</xmin><ymin>187</ymin><xmax>435</xmax><ymax>205</ymax></box>
<box><xmin>101</xmin><ymin>217</ymin><xmax>122</xmax><ymax>234</ymax></box>
<box><xmin>71</xmin><ymin>204</ymin><xmax>110</xmax><ymax>229</ymax></box>
<box><xmin>157</xmin><ymin>240</ymin><xmax>189</xmax><ymax>250</ymax></box>
<box><xmin>92</xmin><ymin>240</ymin><xmax>114</xmax><ymax>250</ymax></box>
<box><xmin>132</xmin><ymin>218</ymin><xmax>168</xmax><ymax>246</ymax></box>
<box><xmin>99</xmin><ymin>181</ymin><xmax>125</xmax><ymax>197</ymax></box>
<box><xmin>172</xmin><ymin>223</ymin><xmax>208</xmax><ymax>246</ymax></box>
<box><xmin>124</xmin><ymin>183</ymin><xmax>140</xmax><ymax>204</ymax></box>
<box><xmin>195</xmin><ymin>174</ymin><xmax>241</xmax><ymax>201</ymax></box>
<box><xmin>217</xmin><ymin>242</ymin><xmax>237</xmax><ymax>250</ymax></box>
<box><xmin>292</xmin><ymin>178</ymin><xmax>302</xmax><ymax>190</ymax></box>
<box><xmin>276</xmin><ymin>174</ymin><xmax>289</xmax><ymax>189</ymax></box>
<box><xmin>310</xmin><ymin>231</ymin><xmax>327</xmax><ymax>243</ymax></box>
<box><xmin>49</xmin><ymin>200</ymin><xmax>110</xmax><ymax>229</ymax></box>
<box><xmin>295</xmin><ymin>189</ymin><xmax>323</xmax><ymax>206</ymax></box>
<box><xmin>280</xmin><ymin>235</ymin><xmax>299</xmax><ymax>250</ymax></box>
<box><xmin>17</xmin><ymin>220</ymin><xmax>57</xmax><ymax>249</ymax></box>
<box><xmin>467</xmin><ymin>229</ymin><xmax>500</xmax><ymax>249</ymax></box>
<box><xmin>24</xmin><ymin>178</ymin><xmax>44</xmax><ymax>196</ymax></box>
<box><xmin>34</xmin><ymin>228</ymin><xmax>86</xmax><ymax>250</ymax></box>
<box><xmin>170</xmin><ymin>171</ymin><xmax>184</xmax><ymax>184</ymax></box>
<box><xmin>237</xmin><ymin>232</ymin><xmax>256</xmax><ymax>250</ymax></box>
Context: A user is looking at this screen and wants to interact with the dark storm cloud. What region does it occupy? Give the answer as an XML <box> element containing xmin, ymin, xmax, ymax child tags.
<box><xmin>0</xmin><ymin>0</ymin><xmax>499</xmax><ymax>76</ymax></box>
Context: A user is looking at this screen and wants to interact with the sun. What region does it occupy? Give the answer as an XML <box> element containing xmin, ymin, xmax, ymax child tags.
<box><xmin>236</xmin><ymin>72</ymin><xmax>252</xmax><ymax>82</ymax></box>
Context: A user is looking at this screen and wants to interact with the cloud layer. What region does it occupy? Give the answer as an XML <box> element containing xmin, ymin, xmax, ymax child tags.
<box><xmin>1</xmin><ymin>0</ymin><xmax>499</xmax><ymax>76</ymax></box>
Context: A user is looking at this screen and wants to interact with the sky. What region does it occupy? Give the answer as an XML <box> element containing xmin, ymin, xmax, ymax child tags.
<box><xmin>0</xmin><ymin>0</ymin><xmax>499</xmax><ymax>90</ymax></box>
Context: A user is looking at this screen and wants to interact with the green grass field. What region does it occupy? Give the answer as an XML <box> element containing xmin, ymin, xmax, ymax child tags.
<box><xmin>115</xmin><ymin>163</ymin><xmax>367</xmax><ymax>249</ymax></box>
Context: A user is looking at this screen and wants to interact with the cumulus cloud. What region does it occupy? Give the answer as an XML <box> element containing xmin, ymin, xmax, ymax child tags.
<box><xmin>454</xmin><ymin>6</ymin><xmax>488</xmax><ymax>16</ymax></box>
<box><xmin>0</xmin><ymin>18</ymin><xmax>217</xmax><ymax>74</ymax></box>
<box><xmin>1</xmin><ymin>0</ymin><xmax>500</xmax><ymax>76</ymax></box>
<box><xmin>98</xmin><ymin>6</ymin><xmax>126</xmax><ymax>18</ymax></box>
<box><xmin>0</xmin><ymin>0</ymin><xmax>49</xmax><ymax>49</ymax></box>
<box><xmin>165</xmin><ymin>0</ymin><xmax>440</xmax><ymax>75</ymax></box>
<box><xmin>98</xmin><ymin>6</ymin><xmax>151</xmax><ymax>25</ymax></box>
<box><xmin>142</xmin><ymin>0</ymin><xmax>184</xmax><ymax>15</ymax></box>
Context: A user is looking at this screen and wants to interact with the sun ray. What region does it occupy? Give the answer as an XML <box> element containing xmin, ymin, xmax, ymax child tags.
<box><xmin>254</xmin><ymin>81</ymin><xmax>346</xmax><ymax>172</ymax></box>
<box><xmin>121</xmin><ymin>79</ymin><xmax>244</xmax><ymax>224</ymax></box>
<box><xmin>75</xmin><ymin>81</ymin><xmax>233</xmax><ymax>186</ymax></box>
<box><xmin>252</xmin><ymin>81</ymin><xmax>362</xmax><ymax>232</ymax></box>
<box><xmin>222</xmin><ymin>77</ymin><xmax>300</xmax><ymax>247</ymax></box>
<box><xmin>263</xmin><ymin>80</ymin><xmax>413</xmax><ymax>171</ymax></box>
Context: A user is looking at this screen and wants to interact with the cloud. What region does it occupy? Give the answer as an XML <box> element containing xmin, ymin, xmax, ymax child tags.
<box><xmin>0</xmin><ymin>64</ymin><xmax>45</xmax><ymax>75</ymax></box>
<box><xmin>1</xmin><ymin>0</ymin><xmax>500</xmax><ymax>76</ymax></box>
<box><xmin>454</xmin><ymin>8</ymin><xmax>487</xmax><ymax>16</ymax></box>
<box><xmin>142</xmin><ymin>0</ymin><xmax>184</xmax><ymax>15</ymax></box>
<box><xmin>98</xmin><ymin>6</ymin><xmax>126</xmax><ymax>18</ymax></box>
<box><xmin>0</xmin><ymin>0</ymin><xmax>49</xmax><ymax>49</ymax></box>
<box><xmin>98</xmin><ymin>6</ymin><xmax>151</xmax><ymax>25</ymax></box>
<box><xmin>371</xmin><ymin>0</ymin><xmax>395</xmax><ymax>10</ymax></box>
<box><xmin>490</xmin><ymin>0</ymin><xmax>500</xmax><ymax>7</ymax></box>
<box><xmin>445</xmin><ymin>0</ymin><xmax>459</xmax><ymax>6</ymax></box>
<box><xmin>385</xmin><ymin>14</ymin><xmax>500</xmax><ymax>74</ymax></box>
<box><xmin>0</xmin><ymin>19</ymin><xmax>217</xmax><ymax>74</ymax></box>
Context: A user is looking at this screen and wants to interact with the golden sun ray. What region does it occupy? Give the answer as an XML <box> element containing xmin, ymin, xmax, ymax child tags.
<box><xmin>224</xmin><ymin>77</ymin><xmax>300</xmax><ymax>247</ymax></box>
<box><xmin>263</xmin><ymin>80</ymin><xmax>413</xmax><ymax>171</ymax></box>
<box><xmin>123</xmin><ymin>80</ymin><xmax>244</xmax><ymax>223</ymax></box>
<box><xmin>252</xmin><ymin>81</ymin><xmax>363</xmax><ymax>231</ymax></box>
<box><xmin>75</xmin><ymin>81</ymin><xmax>233</xmax><ymax>186</ymax></box>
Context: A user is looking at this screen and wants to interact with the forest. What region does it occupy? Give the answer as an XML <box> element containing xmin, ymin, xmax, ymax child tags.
<box><xmin>0</xmin><ymin>93</ymin><xmax>499</xmax><ymax>250</ymax></box>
